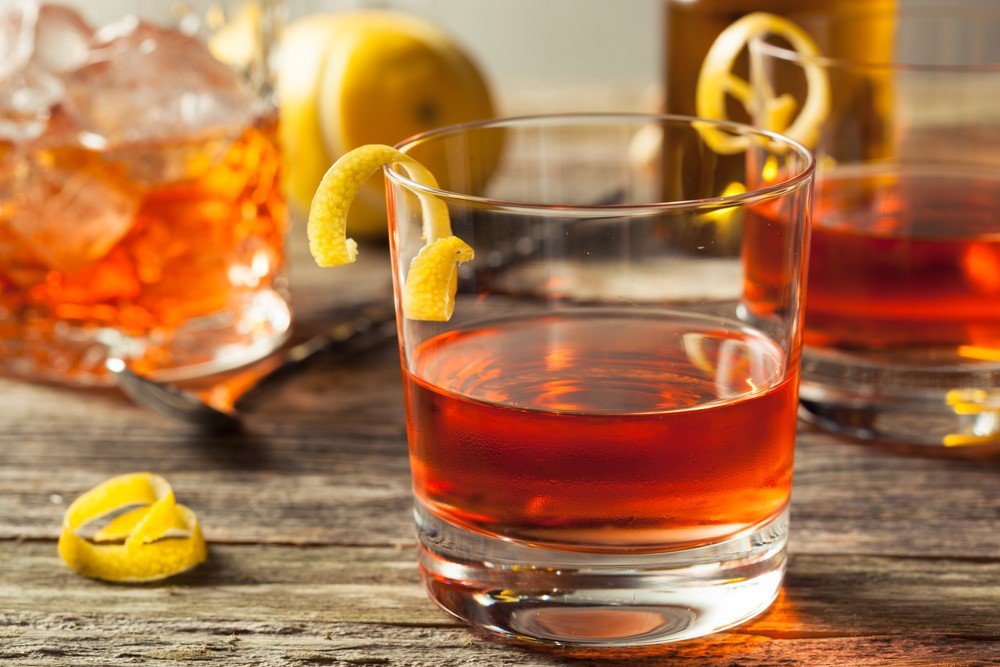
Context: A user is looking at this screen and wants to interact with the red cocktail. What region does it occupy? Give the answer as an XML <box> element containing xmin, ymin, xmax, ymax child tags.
<box><xmin>385</xmin><ymin>115</ymin><xmax>812</xmax><ymax>644</ymax></box>
<box><xmin>807</xmin><ymin>171</ymin><xmax>1000</xmax><ymax>351</ymax></box>
<box><xmin>405</xmin><ymin>312</ymin><xmax>797</xmax><ymax>550</ymax></box>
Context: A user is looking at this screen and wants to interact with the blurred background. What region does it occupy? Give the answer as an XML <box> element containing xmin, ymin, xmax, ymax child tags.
<box><xmin>296</xmin><ymin>0</ymin><xmax>661</xmax><ymax>113</ymax></box>
<box><xmin>2</xmin><ymin>0</ymin><xmax>998</xmax><ymax>383</ymax></box>
<box><xmin>65</xmin><ymin>0</ymin><xmax>658</xmax><ymax>114</ymax></box>
<box><xmin>68</xmin><ymin>0</ymin><xmax>999</xmax><ymax>116</ymax></box>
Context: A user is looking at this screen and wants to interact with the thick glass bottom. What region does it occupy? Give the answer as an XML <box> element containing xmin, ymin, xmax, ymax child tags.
<box><xmin>800</xmin><ymin>346</ymin><xmax>1000</xmax><ymax>450</ymax></box>
<box><xmin>416</xmin><ymin>502</ymin><xmax>787</xmax><ymax>647</ymax></box>
<box><xmin>0</xmin><ymin>287</ymin><xmax>291</xmax><ymax>386</ymax></box>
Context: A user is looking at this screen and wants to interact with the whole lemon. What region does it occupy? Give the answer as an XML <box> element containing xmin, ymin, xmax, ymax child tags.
<box><xmin>277</xmin><ymin>11</ymin><xmax>495</xmax><ymax>239</ymax></box>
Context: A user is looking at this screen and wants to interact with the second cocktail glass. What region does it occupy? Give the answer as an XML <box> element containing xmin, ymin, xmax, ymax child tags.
<box><xmin>384</xmin><ymin>114</ymin><xmax>813</xmax><ymax>645</ymax></box>
<box><xmin>750</xmin><ymin>9</ymin><xmax>1000</xmax><ymax>447</ymax></box>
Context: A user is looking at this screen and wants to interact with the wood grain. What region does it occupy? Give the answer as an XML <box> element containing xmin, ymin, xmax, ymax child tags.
<box><xmin>1</xmin><ymin>542</ymin><xmax>997</xmax><ymax>666</ymax></box>
<box><xmin>4</xmin><ymin>624</ymin><xmax>996</xmax><ymax>667</ymax></box>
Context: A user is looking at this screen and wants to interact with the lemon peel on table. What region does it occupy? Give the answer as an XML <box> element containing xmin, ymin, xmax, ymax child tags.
<box><xmin>307</xmin><ymin>143</ymin><xmax>473</xmax><ymax>322</ymax></box>
<box><xmin>696</xmin><ymin>12</ymin><xmax>830</xmax><ymax>154</ymax></box>
<box><xmin>58</xmin><ymin>473</ymin><xmax>206</xmax><ymax>583</ymax></box>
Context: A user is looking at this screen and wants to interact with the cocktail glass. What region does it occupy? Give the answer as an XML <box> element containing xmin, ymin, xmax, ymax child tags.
<box><xmin>385</xmin><ymin>114</ymin><xmax>813</xmax><ymax>645</ymax></box>
<box><xmin>749</xmin><ymin>9</ymin><xmax>1000</xmax><ymax>447</ymax></box>
<box><xmin>0</xmin><ymin>1</ymin><xmax>289</xmax><ymax>385</ymax></box>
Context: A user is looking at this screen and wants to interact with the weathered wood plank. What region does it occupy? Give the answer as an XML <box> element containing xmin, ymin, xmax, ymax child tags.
<box><xmin>4</xmin><ymin>542</ymin><xmax>998</xmax><ymax>635</ymax></box>
<box><xmin>4</xmin><ymin>617</ymin><xmax>998</xmax><ymax>666</ymax></box>
<box><xmin>1</xmin><ymin>367</ymin><xmax>997</xmax><ymax>557</ymax></box>
<box><xmin>1</xmin><ymin>542</ymin><xmax>997</xmax><ymax>665</ymax></box>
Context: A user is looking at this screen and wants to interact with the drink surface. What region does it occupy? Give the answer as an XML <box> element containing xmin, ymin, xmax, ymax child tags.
<box><xmin>404</xmin><ymin>311</ymin><xmax>797</xmax><ymax>551</ymax></box>
<box><xmin>805</xmin><ymin>169</ymin><xmax>1000</xmax><ymax>352</ymax></box>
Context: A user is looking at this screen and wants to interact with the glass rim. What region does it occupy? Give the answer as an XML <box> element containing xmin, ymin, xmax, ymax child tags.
<box><xmin>386</xmin><ymin>113</ymin><xmax>814</xmax><ymax>217</ymax></box>
<box><xmin>753</xmin><ymin>7</ymin><xmax>1000</xmax><ymax>73</ymax></box>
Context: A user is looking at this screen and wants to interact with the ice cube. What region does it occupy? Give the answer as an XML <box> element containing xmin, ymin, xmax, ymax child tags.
<box><xmin>0</xmin><ymin>218</ymin><xmax>47</xmax><ymax>287</ymax></box>
<box><xmin>0</xmin><ymin>0</ymin><xmax>37</xmax><ymax>81</ymax></box>
<box><xmin>0</xmin><ymin>63</ymin><xmax>63</xmax><ymax>140</ymax></box>
<box><xmin>0</xmin><ymin>4</ymin><xmax>94</xmax><ymax>142</ymax></box>
<box><xmin>64</xmin><ymin>18</ymin><xmax>253</xmax><ymax>148</ymax></box>
<box><xmin>0</xmin><ymin>0</ymin><xmax>45</xmax><ymax>141</ymax></box>
<box><xmin>0</xmin><ymin>147</ymin><xmax>139</xmax><ymax>271</ymax></box>
<box><xmin>33</xmin><ymin>4</ymin><xmax>92</xmax><ymax>73</ymax></box>
<box><xmin>105</xmin><ymin>134</ymin><xmax>233</xmax><ymax>186</ymax></box>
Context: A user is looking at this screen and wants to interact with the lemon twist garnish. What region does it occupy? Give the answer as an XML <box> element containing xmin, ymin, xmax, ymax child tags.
<box><xmin>275</xmin><ymin>11</ymin><xmax>496</xmax><ymax>237</ymax></box>
<box><xmin>696</xmin><ymin>12</ymin><xmax>830</xmax><ymax>154</ymax></box>
<box><xmin>307</xmin><ymin>143</ymin><xmax>474</xmax><ymax>322</ymax></box>
<box><xmin>58</xmin><ymin>473</ymin><xmax>207</xmax><ymax>583</ymax></box>
<box><xmin>403</xmin><ymin>236</ymin><xmax>474</xmax><ymax>321</ymax></box>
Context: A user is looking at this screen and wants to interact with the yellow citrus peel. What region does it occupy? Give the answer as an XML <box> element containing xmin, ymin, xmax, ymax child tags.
<box><xmin>58</xmin><ymin>473</ymin><xmax>207</xmax><ymax>582</ymax></box>
<box><xmin>276</xmin><ymin>10</ymin><xmax>495</xmax><ymax>237</ymax></box>
<box><xmin>943</xmin><ymin>389</ymin><xmax>1000</xmax><ymax>447</ymax></box>
<box><xmin>307</xmin><ymin>143</ymin><xmax>474</xmax><ymax>322</ymax></box>
<box><xmin>696</xmin><ymin>12</ymin><xmax>830</xmax><ymax>154</ymax></box>
<box><xmin>402</xmin><ymin>236</ymin><xmax>474</xmax><ymax>322</ymax></box>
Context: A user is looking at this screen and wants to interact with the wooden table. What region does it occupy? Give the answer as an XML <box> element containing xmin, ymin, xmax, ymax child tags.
<box><xmin>2</xmin><ymin>237</ymin><xmax>998</xmax><ymax>666</ymax></box>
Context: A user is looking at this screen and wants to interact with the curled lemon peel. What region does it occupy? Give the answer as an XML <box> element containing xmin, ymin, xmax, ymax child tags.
<box><xmin>403</xmin><ymin>236</ymin><xmax>474</xmax><ymax>321</ymax></box>
<box><xmin>58</xmin><ymin>473</ymin><xmax>207</xmax><ymax>583</ymax></box>
<box><xmin>696</xmin><ymin>12</ymin><xmax>830</xmax><ymax>154</ymax></box>
<box><xmin>93</xmin><ymin>504</ymin><xmax>188</xmax><ymax>543</ymax></box>
<box><xmin>307</xmin><ymin>143</ymin><xmax>474</xmax><ymax>322</ymax></box>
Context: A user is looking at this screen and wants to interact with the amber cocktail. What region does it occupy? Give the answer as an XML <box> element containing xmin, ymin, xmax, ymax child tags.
<box><xmin>0</xmin><ymin>2</ymin><xmax>288</xmax><ymax>384</ymax></box>
<box><xmin>386</xmin><ymin>114</ymin><xmax>813</xmax><ymax>645</ymax></box>
<box><xmin>750</xmin><ymin>9</ymin><xmax>1000</xmax><ymax>446</ymax></box>
<box><xmin>406</xmin><ymin>312</ymin><xmax>797</xmax><ymax>548</ymax></box>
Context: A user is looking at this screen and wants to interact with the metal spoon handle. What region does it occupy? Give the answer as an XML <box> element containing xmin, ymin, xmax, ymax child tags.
<box><xmin>109</xmin><ymin>299</ymin><xmax>399</xmax><ymax>431</ymax></box>
<box><xmin>233</xmin><ymin>300</ymin><xmax>398</xmax><ymax>406</ymax></box>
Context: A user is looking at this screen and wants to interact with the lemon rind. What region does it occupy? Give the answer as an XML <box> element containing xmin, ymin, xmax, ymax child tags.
<box><xmin>58</xmin><ymin>473</ymin><xmax>207</xmax><ymax>583</ymax></box>
<box><xmin>306</xmin><ymin>144</ymin><xmax>474</xmax><ymax>322</ymax></box>
<box><xmin>696</xmin><ymin>12</ymin><xmax>830</xmax><ymax>154</ymax></box>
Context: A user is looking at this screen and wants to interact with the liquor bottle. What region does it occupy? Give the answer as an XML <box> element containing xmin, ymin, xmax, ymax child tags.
<box><xmin>665</xmin><ymin>0</ymin><xmax>898</xmax><ymax>126</ymax></box>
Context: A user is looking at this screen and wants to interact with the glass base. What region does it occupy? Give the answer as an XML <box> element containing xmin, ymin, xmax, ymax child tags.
<box><xmin>800</xmin><ymin>347</ymin><xmax>1000</xmax><ymax>449</ymax></box>
<box><xmin>416</xmin><ymin>503</ymin><xmax>787</xmax><ymax>647</ymax></box>
<box><xmin>0</xmin><ymin>287</ymin><xmax>291</xmax><ymax>387</ymax></box>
